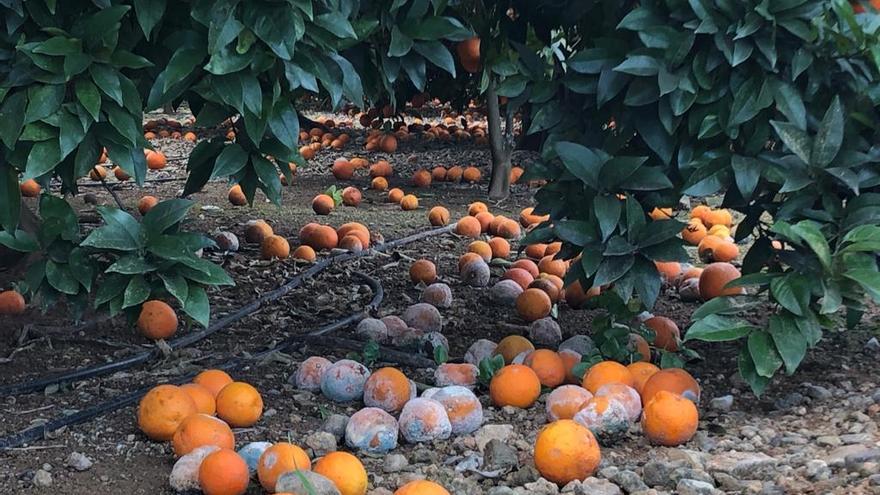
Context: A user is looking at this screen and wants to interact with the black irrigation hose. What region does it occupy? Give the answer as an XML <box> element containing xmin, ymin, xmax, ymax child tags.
<box><xmin>1</xmin><ymin>224</ymin><xmax>455</xmax><ymax>397</ymax></box>
<box><xmin>0</xmin><ymin>272</ymin><xmax>383</xmax><ymax>450</ymax></box>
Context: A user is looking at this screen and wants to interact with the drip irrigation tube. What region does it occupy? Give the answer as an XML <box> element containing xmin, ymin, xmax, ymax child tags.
<box><xmin>0</xmin><ymin>271</ymin><xmax>383</xmax><ymax>450</ymax></box>
<box><xmin>1</xmin><ymin>224</ymin><xmax>454</xmax><ymax>397</ymax></box>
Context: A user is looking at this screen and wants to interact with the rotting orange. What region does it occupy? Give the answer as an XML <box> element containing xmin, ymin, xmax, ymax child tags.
<box><xmin>494</xmin><ymin>335</ymin><xmax>535</xmax><ymax>364</ymax></box>
<box><xmin>410</xmin><ymin>259</ymin><xmax>437</xmax><ymax>284</ymax></box>
<box><xmin>257</xmin><ymin>442</ymin><xmax>312</xmax><ymax>492</ymax></box>
<box><xmin>640</xmin><ymin>368</ymin><xmax>701</xmax><ymax>404</ymax></box>
<box><xmin>515</xmin><ymin>288</ymin><xmax>552</xmax><ymax>322</ymax></box>
<box><xmin>137</xmin><ymin>384</ymin><xmax>197</xmax><ymax>441</ymax></box>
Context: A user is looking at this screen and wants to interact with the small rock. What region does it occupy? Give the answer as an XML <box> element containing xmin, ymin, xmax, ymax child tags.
<box><xmin>803</xmin><ymin>384</ymin><xmax>832</xmax><ymax>401</ymax></box>
<box><xmin>33</xmin><ymin>470</ymin><xmax>52</xmax><ymax>487</ymax></box>
<box><xmin>528</xmin><ymin>318</ymin><xmax>562</xmax><ymax>347</ymax></box>
<box><xmin>865</xmin><ymin>337</ymin><xmax>880</xmax><ymax>352</ymax></box>
<box><xmin>676</xmin><ymin>479</ymin><xmax>717</xmax><ymax>495</ymax></box>
<box><xmin>383</xmin><ymin>454</ymin><xmax>409</xmax><ymax>473</ymax></box>
<box><xmin>569</xmin><ymin>477</ymin><xmax>622</xmax><ymax>495</ymax></box>
<box><xmin>464</xmin><ymin>339</ymin><xmax>497</xmax><ymax>366</ymax></box>
<box><xmin>670</xmin><ymin>467</ymin><xmax>714</xmax><ymax>486</ymax></box>
<box><xmin>816</xmin><ymin>435</ymin><xmax>842</xmax><ymax>447</ymax></box>
<box><xmin>484</xmin><ymin>439</ymin><xmax>518</xmax><ymax>471</ymax></box>
<box><xmin>708</xmin><ymin>395</ymin><xmax>733</xmax><ymax>412</ymax></box>
<box><xmin>488</xmin><ymin>487</ymin><xmax>517</xmax><ymax>495</ymax></box>
<box><xmin>845</xmin><ymin>448</ymin><xmax>880</xmax><ymax>467</ymax></box>
<box><xmin>510</xmin><ymin>465</ymin><xmax>540</xmax><ymax>486</ymax></box>
<box><xmin>827</xmin><ymin>445</ymin><xmax>876</xmax><ymax>467</ymax></box>
<box><xmin>473</xmin><ymin>424</ymin><xmax>514</xmax><ymax>451</ymax></box>
<box><xmin>64</xmin><ymin>452</ymin><xmax>93</xmax><ymax>471</ymax></box>
<box><xmin>706</xmin><ymin>452</ymin><xmax>777</xmax><ymax>480</ymax></box>
<box><xmin>643</xmin><ymin>460</ymin><xmax>679</xmax><ymax>487</ymax></box>
<box><xmin>321</xmin><ymin>414</ymin><xmax>349</xmax><ymax>441</ymax></box>
<box><xmin>839</xmin><ymin>433</ymin><xmax>873</xmax><ymax>445</ymax></box>
<box><xmin>805</xmin><ymin>460</ymin><xmax>831</xmax><ymax>480</ymax></box>
<box><xmin>305</xmin><ymin>431</ymin><xmax>337</xmax><ymax>457</ymax></box>
<box><xmin>524</xmin><ymin>478</ymin><xmax>560</xmax><ymax>494</ymax></box>
<box><xmin>559</xmin><ymin>335</ymin><xmax>595</xmax><ymax>356</ymax></box>
<box><xmin>612</xmin><ymin>469</ymin><xmax>648</xmax><ymax>492</ymax></box>
<box><xmin>275</xmin><ymin>470</ymin><xmax>341</xmax><ymax>495</ymax></box>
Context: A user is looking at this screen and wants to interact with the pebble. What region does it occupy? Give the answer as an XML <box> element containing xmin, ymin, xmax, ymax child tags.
<box><xmin>275</xmin><ymin>470</ymin><xmax>341</xmax><ymax>495</ymax></box>
<box><xmin>488</xmin><ymin>487</ymin><xmax>517</xmax><ymax>495</ymax></box>
<box><xmin>484</xmin><ymin>439</ymin><xmax>519</xmax><ymax>471</ymax></box>
<box><xmin>643</xmin><ymin>460</ymin><xmax>678</xmax><ymax>487</ymax></box>
<box><xmin>383</xmin><ymin>454</ymin><xmax>408</xmax><ymax>473</ymax></box>
<box><xmin>320</xmin><ymin>414</ymin><xmax>349</xmax><ymax>441</ymax></box>
<box><xmin>523</xmin><ymin>478</ymin><xmax>559</xmax><ymax>494</ymax></box>
<box><xmin>706</xmin><ymin>451</ymin><xmax>777</xmax><ymax>480</ymax></box>
<box><xmin>816</xmin><ymin>435</ymin><xmax>842</xmax><ymax>447</ymax></box>
<box><xmin>773</xmin><ymin>392</ymin><xmax>805</xmax><ymax>410</ymax></box>
<box><xmin>612</xmin><ymin>469</ymin><xmax>648</xmax><ymax>492</ymax></box>
<box><xmin>675</xmin><ymin>479</ymin><xmax>718</xmax><ymax>495</ymax></box>
<box><xmin>804</xmin><ymin>384</ymin><xmax>832</xmax><ymax>401</ymax></box>
<box><xmin>865</xmin><ymin>337</ymin><xmax>880</xmax><ymax>352</ymax></box>
<box><xmin>565</xmin><ymin>477</ymin><xmax>622</xmax><ymax>495</ymax></box>
<box><xmin>826</xmin><ymin>445</ymin><xmax>876</xmax><ymax>467</ymax></box>
<box><xmin>559</xmin><ymin>335</ymin><xmax>595</xmax><ymax>356</ymax></box>
<box><xmin>473</xmin><ymin>424</ymin><xmax>514</xmax><ymax>451</ymax></box>
<box><xmin>708</xmin><ymin>395</ymin><xmax>733</xmax><ymax>412</ymax></box>
<box><xmin>305</xmin><ymin>431</ymin><xmax>338</xmax><ymax>457</ymax></box>
<box><xmin>839</xmin><ymin>433</ymin><xmax>873</xmax><ymax>444</ymax></box>
<box><xmin>33</xmin><ymin>470</ymin><xmax>52</xmax><ymax>487</ymax></box>
<box><xmin>805</xmin><ymin>460</ymin><xmax>831</xmax><ymax>480</ymax></box>
<box><xmin>64</xmin><ymin>452</ymin><xmax>93</xmax><ymax>471</ymax></box>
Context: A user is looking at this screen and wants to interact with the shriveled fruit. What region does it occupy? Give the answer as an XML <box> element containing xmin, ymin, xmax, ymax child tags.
<box><xmin>410</xmin><ymin>259</ymin><xmax>437</xmax><ymax>284</ymax></box>
<box><xmin>573</xmin><ymin>396</ymin><xmax>631</xmax><ymax>438</ymax></box>
<box><xmin>546</xmin><ymin>385</ymin><xmax>594</xmax><ymax>421</ymax></box>
<box><xmin>460</xmin><ymin>258</ymin><xmax>490</xmax><ymax>287</ymax></box>
<box><xmin>321</xmin><ymin>359</ymin><xmax>371</xmax><ymax>402</ymax></box>
<box><xmin>434</xmin><ymin>363</ymin><xmax>478</xmax><ymax>388</ymax></box>
<box><xmin>257</xmin><ymin>443</ymin><xmax>312</xmax><ymax>492</ymax></box>
<box><xmin>489</xmin><ymin>364</ymin><xmax>541</xmax><ymax>408</ymax></box>
<box><xmin>421</xmin><ymin>386</ymin><xmax>483</xmax><ymax>435</ymax></box>
<box><xmin>244</xmin><ymin>220</ymin><xmax>273</xmax><ymax>244</ymax></box>
<box><xmin>399</xmin><ymin>398</ymin><xmax>452</xmax><ymax>443</ymax></box>
<box><xmin>172</xmin><ymin>414</ymin><xmax>234</xmax><ymax>456</ymax></box>
<box><xmin>137</xmin><ymin>300</ymin><xmax>178</xmax><ymax>340</ymax></box>
<box><xmin>0</xmin><ymin>290</ymin><xmax>26</xmax><ymax>315</ymax></box>
<box><xmin>137</xmin><ymin>384</ymin><xmax>197</xmax><ymax>441</ymax></box>
<box><xmin>640</xmin><ymin>368</ymin><xmax>701</xmax><ymax>404</ymax></box>
<box><xmin>421</xmin><ymin>283</ymin><xmax>453</xmax><ymax>308</ymax></box>
<box><xmin>370</xmin><ymin>160</ymin><xmax>393</xmax><ymax>177</ymax></box>
<box><xmin>345</xmin><ymin>407</ymin><xmax>399</xmax><ymax>454</ymax></box>
<box><xmin>699</xmin><ymin>262</ymin><xmax>744</xmax><ymax>299</ymax></box>
<box><xmin>428</xmin><ymin>206</ymin><xmax>450</xmax><ymax>226</ymax></box>
<box><xmin>582</xmin><ymin>361</ymin><xmax>636</xmax><ymax>394</ymax></box>
<box><xmin>534</xmin><ymin>420</ymin><xmax>601</xmax><ymax>485</ymax></box>
<box><xmin>216</xmin><ymin>382</ymin><xmax>263</xmax><ymax>427</ymax></box>
<box><xmin>295</xmin><ymin>356</ymin><xmax>333</xmax><ymax>391</ymax></box>
<box><xmin>642</xmin><ymin>390</ymin><xmax>698</xmax><ymax>446</ymax></box>
<box><xmin>595</xmin><ymin>382</ymin><xmax>642</xmax><ymax>422</ymax></box>
<box><xmin>363</xmin><ymin>367</ymin><xmax>412</xmax><ymax>413</ymax></box>
<box><xmin>198</xmin><ymin>448</ymin><xmax>249</xmax><ymax>495</ymax></box>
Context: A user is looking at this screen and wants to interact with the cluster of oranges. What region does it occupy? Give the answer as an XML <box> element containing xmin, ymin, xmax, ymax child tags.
<box><xmin>241</xmin><ymin>219</ymin><xmax>374</xmax><ymax>262</ymax></box>
<box><xmin>299</xmin><ymin>123</ymin><xmax>353</xmax><ymax>158</ymax></box>
<box><xmin>143</xmin><ymin>117</ymin><xmax>198</xmax><ymax>141</ymax></box>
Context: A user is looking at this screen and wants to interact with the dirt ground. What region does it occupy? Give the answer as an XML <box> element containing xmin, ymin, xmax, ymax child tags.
<box><xmin>0</xmin><ymin>109</ymin><xmax>878</xmax><ymax>494</ymax></box>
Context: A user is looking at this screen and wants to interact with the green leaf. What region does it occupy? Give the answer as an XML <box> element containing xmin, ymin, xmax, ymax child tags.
<box><xmin>554</xmin><ymin>221</ymin><xmax>596</xmax><ymax>246</ymax></box>
<box><xmin>774</xmin><ymin>81</ymin><xmax>806</xmax><ymax>131</ymax></box>
<box><xmin>183</xmin><ymin>285</ymin><xmax>210</xmax><ymax>327</ymax></box>
<box><xmin>686</xmin><ymin>314</ymin><xmax>753</xmax><ymax>342</ymax></box>
<box><xmin>555</xmin><ymin>142</ymin><xmax>606</xmax><ymax>189</ymax></box>
<box><xmin>25</xmin><ymin>84</ymin><xmax>64</xmax><ymax>124</ymax></box>
<box><xmin>790</xmin><ymin>220</ymin><xmax>832</xmax><ymax>271</ymax></box>
<box><xmin>179</xmin><ymin>257</ymin><xmax>235</xmax><ymax>286</ymax></box>
<box><xmin>163</xmin><ymin>48</ymin><xmax>204</xmax><ymax>93</ymax></box>
<box><xmin>770</xmin><ymin>120</ymin><xmax>812</xmax><ymax>164</ymax></box>
<box><xmin>75</xmin><ymin>80</ymin><xmax>102</xmax><ymax>122</ymax></box>
<box><xmin>94</xmin><ymin>274</ymin><xmax>128</xmax><ymax>307</ymax></box>
<box><xmin>593</xmin><ymin>256</ymin><xmax>635</xmax><ymax>287</ymax></box>
<box><xmin>106</xmin><ymin>255</ymin><xmax>157</xmax><ymax>275</ymax></box>
<box><xmin>637</xmin><ymin>219</ymin><xmax>685</xmax><ymax>248</ymax></box>
<box><xmin>267</xmin><ymin>102</ymin><xmax>300</xmax><ymax>151</ymax></box>
<box><xmin>81</xmin><ymin>207</ymin><xmax>143</xmax><ymax>251</ymax></box>
<box><xmin>89</xmin><ymin>64</ymin><xmax>123</xmax><ymax>106</ymax></box>
<box><xmin>768</xmin><ymin>314</ymin><xmax>806</xmax><ymax>375</ymax></box>
<box><xmin>211</xmin><ymin>143</ymin><xmax>248</xmax><ymax>179</ymax></box>
<box><xmin>770</xmin><ymin>275</ymin><xmax>806</xmax><ymax>316</ymax></box>
<box><xmin>631</xmin><ymin>257</ymin><xmax>661</xmax><ymax>308</ymax></box>
<box><xmin>810</xmin><ymin>96</ymin><xmax>844</xmax><ymax>168</ymax></box>
<box><xmin>59</xmin><ymin>110</ymin><xmax>86</xmax><ymax>159</ymax></box>
<box><xmin>33</xmin><ymin>36</ymin><xmax>82</xmax><ymax>56</ymax></box>
<box><xmin>0</xmin><ymin>91</ymin><xmax>27</xmax><ymax>149</ymax></box>
<box><xmin>133</xmin><ymin>0</ymin><xmax>166</xmax><ymax>40</ymax></box>
<box><xmin>46</xmin><ymin>260</ymin><xmax>80</xmax><ymax>295</ymax></box>
<box><xmin>730</xmin><ymin>155</ymin><xmax>762</xmax><ymax>201</ymax></box>
<box><xmin>142</xmin><ymin>199</ymin><xmax>194</xmax><ymax>238</ymax></box>
<box><xmin>253</xmin><ymin>154</ymin><xmax>282</xmax><ymax>206</ymax></box>
<box><xmin>122</xmin><ymin>275</ymin><xmax>151</xmax><ymax>309</ymax></box>
<box><xmin>413</xmin><ymin>41</ymin><xmax>456</xmax><ymax>77</ymax></box>
<box><xmin>594</xmin><ymin>195</ymin><xmax>621</xmax><ymax>242</ymax></box>
<box><xmin>68</xmin><ymin>248</ymin><xmax>93</xmax><ymax>292</ymax></box>
<box><xmin>843</xmin><ymin>269</ymin><xmax>880</xmax><ymax>302</ymax></box>
<box><xmin>0</xmin><ymin>229</ymin><xmax>38</xmax><ymax>252</ymax></box>
<box><xmin>0</xmin><ymin>164</ymin><xmax>22</xmax><ymax>233</ymax></box>
<box><xmin>748</xmin><ymin>331</ymin><xmax>783</xmax><ymax>378</ymax></box>
<box><xmin>738</xmin><ymin>346</ymin><xmax>770</xmax><ymax>397</ymax></box>
<box><xmin>159</xmin><ymin>272</ymin><xmax>189</xmax><ymax>306</ymax></box>
<box><xmin>625</xmin><ymin>196</ymin><xmax>646</xmax><ymax>242</ymax></box>
<box><xmin>314</xmin><ymin>12</ymin><xmax>356</xmax><ymax>39</ymax></box>
<box><xmin>613</xmin><ymin>55</ymin><xmax>660</xmax><ymax>76</ymax></box>
<box><xmin>388</xmin><ymin>26</ymin><xmax>413</xmax><ymax>57</ymax></box>
<box><xmin>24</xmin><ymin>139</ymin><xmax>62</xmax><ymax>180</ymax></box>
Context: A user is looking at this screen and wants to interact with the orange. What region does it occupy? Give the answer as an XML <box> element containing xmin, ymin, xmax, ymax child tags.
<box><xmin>89</xmin><ymin>166</ymin><xmax>107</xmax><ymax>181</ymax></box>
<box><xmin>642</xmin><ymin>390</ymin><xmax>699</xmax><ymax>446</ymax></box>
<box><xmin>370</xmin><ymin>160</ymin><xmax>393</xmax><ymax>177</ymax></box>
<box><xmin>645</xmin><ymin>316</ymin><xmax>680</xmax><ymax>352</ymax></box>
<box><xmin>495</xmin><ymin>219</ymin><xmax>521</xmax><ymax>239</ymax></box>
<box><xmin>493</xmin><ymin>335</ymin><xmax>535</xmax><ymax>364</ymax></box>
<box><xmin>113</xmin><ymin>166</ymin><xmax>131</xmax><ymax>181</ymax></box>
<box><xmin>654</xmin><ymin>261</ymin><xmax>682</xmax><ymax>285</ymax></box>
<box><xmin>627</xmin><ymin>333</ymin><xmax>651</xmax><ymax>362</ymax></box>
<box><xmin>146</xmin><ymin>150</ymin><xmax>167</xmax><ymax>170</ymax></box>
<box><xmin>565</xmin><ymin>280</ymin><xmax>600</xmax><ymax>309</ymax></box>
<box><xmin>511</xmin><ymin>259</ymin><xmax>540</xmax><ymax>278</ymax></box>
<box><xmin>502</xmin><ymin>267</ymin><xmax>535</xmax><ymax>290</ymax></box>
<box><xmin>640</xmin><ymin>368</ymin><xmax>701</xmax><ymax>404</ymax></box>
<box><xmin>582</xmin><ymin>361</ymin><xmax>635</xmax><ymax>394</ymax></box>
<box><xmin>627</xmin><ymin>362</ymin><xmax>660</xmax><ymax>395</ymax></box>
<box><xmin>293</xmin><ymin>245</ymin><xmax>317</xmax><ymax>262</ymax></box>
<box><xmin>457</xmin><ymin>37</ymin><xmax>481</xmax><ymax>73</ymax></box>
<box><xmin>519</xmin><ymin>207</ymin><xmax>549</xmax><ymax>227</ymax></box>
<box><xmin>524</xmin><ymin>349</ymin><xmax>566</xmax><ymax>388</ymax></box>
<box><xmin>261</xmin><ymin>235</ymin><xmax>290</xmax><ymax>260</ymax></box>
<box><xmin>371</xmin><ymin>176</ymin><xmax>388</xmax><ymax>191</ymax></box>
<box><xmin>257</xmin><ymin>443</ymin><xmax>312</xmax><ymax>492</ymax></box>
<box><xmin>331</xmin><ymin>160</ymin><xmax>355</xmax><ymax>180</ymax></box>
<box><xmin>336</xmin><ymin>223</ymin><xmax>370</xmax><ymax>248</ymax></box>
<box><xmin>395</xmin><ymin>480</ymin><xmax>450</xmax><ymax>495</ymax></box>
<box><xmin>431</xmin><ymin>166</ymin><xmax>447</xmax><ymax>182</ymax></box>
<box><xmin>198</xmin><ymin>448</ymin><xmax>249</xmax><ymax>495</ymax></box>
<box><xmin>538</xmin><ymin>255</ymin><xmax>567</xmax><ymax>278</ymax></box>
<box><xmin>412</xmin><ymin>169</ymin><xmax>432</xmax><ymax>187</ymax></box>
<box><xmin>136</xmin><ymin>300</ymin><xmax>178</xmax><ymax>340</ymax></box>
<box><xmin>454</xmin><ymin>216</ymin><xmax>481</xmax><ymax>238</ymax></box>
<box><xmin>488</xmin><ymin>237</ymin><xmax>510</xmax><ymax>259</ymax></box>
<box><xmin>379</xmin><ymin>134</ymin><xmax>397</xmax><ymax>153</ymax></box>
<box><xmin>682</xmin><ymin>219</ymin><xmax>708</xmax><ymax>245</ymax></box>
<box><xmin>19</xmin><ymin>179</ymin><xmax>40</xmax><ymax>197</ymax></box>
<box><xmin>0</xmin><ymin>289</ymin><xmax>27</xmax><ymax>315</ymax></box>
<box><xmin>180</xmin><ymin>383</ymin><xmax>216</xmax><ymax>415</ymax></box>
<box><xmin>515</xmin><ymin>288</ymin><xmax>552</xmax><ymax>322</ymax></box>
<box><xmin>312</xmin><ymin>194</ymin><xmax>335</xmax><ymax>215</ymax></box>
<box><xmin>137</xmin><ymin>196</ymin><xmax>159</xmax><ymax>215</ymax></box>
<box><xmin>546</xmin><ymin>384</ymin><xmax>594</xmax><ymax>420</ymax></box>
<box><xmin>387</xmin><ymin>187</ymin><xmax>404</xmax><ymax>203</ymax></box>
<box><xmin>534</xmin><ymin>420</ymin><xmax>601</xmax><ymax>485</ymax></box>
<box><xmin>467</xmin><ymin>201</ymin><xmax>488</xmax><ymax>216</ymax></box>
<box><xmin>428</xmin><ymin>206</ymin><xmax>450</xmax><ymax>226</ymax></box>
<box><xmin>227</xmin><ymin>185</ymin><xmax>247</xmax><ymax>206</ymax></box>
<box><xmin>183</xmin><ymin>132</ymin><xmax>197</xmax><ymax>142</ymax></box>
<box><xmin>446</xmin><ymin>166</ymin><xmax>463</xmax><ymax>182</ymax></box>
<box><xmin>363</xmin><ymin>367</ymin><xmax>412</xmax><ymax>413</ymax></box>
<box><xmin>649</xmin><ymin>207</ymin><xmax>673</xmax><ymax>220</ymax></box>
<box><xmin>468</xmin><ymin>240</ymin><xmax>493</xmax><ymax>262</ymax></box>
<box><xmin>698</xmin><ymin>236</ymin><xmax>738</xmax><ymax>262</ymax></box>
<box><xmin>193</xmin><ymin>369</ymin><xmax>233</xmax><ymax>398</ymax></box>
<box><xmin>489</xmin><ymin>364</ymin><xmax>541</xmax><ymax>408</ymax></box>
<box><xmin>458</xmin><ymin>252</ymin><xmax>483</xmax><ymax>272</ymax></box>
<box><xmin>313</xmin><ymin>451</ymin><xmax>368</xmax><ymax>495</ymax></box>
<box><xmin>137</xmin><ymin>384</ymin><xmax>197</xmax><ymax>441</ymax></box>
<box><xmin>474</xmin><ymin>211</ymin><xmax>494</xmax><ymax>232</ymax></box>
<box><xmin>342</xmin><ymin>186</ymin><xmax>362</xmax><ymax>206</ymax></box>
<box><xmin>172</xmin><ymin>413</ymin><xmax>234</xmax><ymax>456</ymax></box>
<box><xmin>699</xmin><ymin>262</ymin><xmax>744</xmax><ymax>299</ymax></box>
<box><xmin>244</xmin><ymin>220</ymin><xmax>274</xmax><ymax>244</ymax></box>
<box><xmin>690</xmin><ymin>205</ymin><xmax>712</xmax><ymax>223</ymax></box>
<box><xmin>400</xmin><ymin>194</ymin><xmax>419</xmax><ymax>210</ymax></box>
<box><xmin>559</xmin><ymin>349</ymin><xmax>583</xmax><ymax>384</ymax></box>
<box><xmin>703</xmin><ymin>209</ymin><xmax>732</xmax><ymax>228</ymax></box>
<box><xmin>215</xmin><ymin>382</ymin><xmax>263</xmax><ymax>427</ymax></box>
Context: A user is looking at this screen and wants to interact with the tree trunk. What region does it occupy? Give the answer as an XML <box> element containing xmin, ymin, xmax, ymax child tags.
<box><xmin>487</xmin><ymin>77</ymin><xmax>513</xmax><ymax>200</ymax></box>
